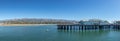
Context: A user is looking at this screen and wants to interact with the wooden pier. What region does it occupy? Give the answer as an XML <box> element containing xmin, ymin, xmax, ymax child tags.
<box><xmin>57</xmin><ymin>24</ymin><xmax>120</xmax><ymax>30</ymax></box>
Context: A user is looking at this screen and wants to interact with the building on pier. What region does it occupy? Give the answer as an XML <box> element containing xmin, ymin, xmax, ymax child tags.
<box><xmin>79</xmin><ymin>19</ymin><xmax>110</xmax><ymax>25</ymax></box>
<box><xmin>57</xmin><ymin>19</ymin><xmax>120</xmax><ymax>30</ymax></box>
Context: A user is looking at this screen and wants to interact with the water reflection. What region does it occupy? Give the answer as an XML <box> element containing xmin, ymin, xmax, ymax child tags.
<box><xmin>57</xmin><ymin>30</ymin><xmax>120</xmax><ymax>41</ymax></box>
<box><xmin>0</xmin><ymin>26</ymin><xmax>120</xmax><ymax>41</ymax></box>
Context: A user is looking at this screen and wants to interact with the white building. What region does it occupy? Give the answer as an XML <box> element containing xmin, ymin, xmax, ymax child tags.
<box><xmin>79</xmin><ymin>19</ymin><xmax>110</xmax><ymax>25</ymax></box>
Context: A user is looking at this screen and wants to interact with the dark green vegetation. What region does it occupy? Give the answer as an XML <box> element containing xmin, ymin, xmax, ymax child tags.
<box><xmin>0</xmin><ymin>18</ymin><xmax>78</xmax><ymax>24</ymax></box>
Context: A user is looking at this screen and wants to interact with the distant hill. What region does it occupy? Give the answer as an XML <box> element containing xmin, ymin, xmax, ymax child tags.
<box><xmin>0</xmin><ymin>18</ymin><xmax>79</xmax><ymax>24</ymax></box>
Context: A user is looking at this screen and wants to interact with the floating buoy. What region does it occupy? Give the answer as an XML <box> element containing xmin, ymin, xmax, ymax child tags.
<box><xmin>45</xmin><ymin>29</ymin><xmax>49</xmax><ymax>32</ymax></box>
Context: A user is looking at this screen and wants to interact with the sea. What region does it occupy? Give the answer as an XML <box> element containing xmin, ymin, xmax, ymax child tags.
<box><xmin>0</xmin><ymin>25</ymin><xmax>120</xmax><ymax>41</ymax></box>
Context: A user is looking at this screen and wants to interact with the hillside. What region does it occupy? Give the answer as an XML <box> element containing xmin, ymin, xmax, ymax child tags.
<box><xmin>0</xmin><ymin>18</ymin><xmax>78</xmax><ymax>24</ymax></box>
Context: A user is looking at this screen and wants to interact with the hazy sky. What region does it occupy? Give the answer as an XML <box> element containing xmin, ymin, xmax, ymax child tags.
<box><xmin>0</xmin><ymin>0</ymin><xmax>120</xmax><ymax>21</ymax></box>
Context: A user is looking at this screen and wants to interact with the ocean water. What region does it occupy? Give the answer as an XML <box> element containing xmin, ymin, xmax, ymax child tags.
<box><xmin>0</xmin><ymin>25</ymin><xmax>120</xmax><ymax>41</ymax></box>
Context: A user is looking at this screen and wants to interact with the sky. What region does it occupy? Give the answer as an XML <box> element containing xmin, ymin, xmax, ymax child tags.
<box><xmin>0</xmin><ymin>0</ymin><xmax>120</xmax><ymax>21</ymax></box>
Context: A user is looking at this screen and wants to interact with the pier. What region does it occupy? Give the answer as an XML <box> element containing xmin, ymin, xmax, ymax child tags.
<box><xmin>57</xmin><ymin>24</ymin><xmax>120</xmax><ymax>30</ymax></box>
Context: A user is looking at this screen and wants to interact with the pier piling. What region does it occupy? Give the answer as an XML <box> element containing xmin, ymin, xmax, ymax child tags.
<box><xmin>57</xmin><ymin>24</ymin><xmax>120</xmax><ymax>30</ymax></box>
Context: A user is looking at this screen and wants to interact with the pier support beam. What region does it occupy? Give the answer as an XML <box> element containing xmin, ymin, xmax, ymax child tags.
<box><xmin>57</xmin><ymin>24</ymin><xmax>120</xmax><ymax>30</ymax></box>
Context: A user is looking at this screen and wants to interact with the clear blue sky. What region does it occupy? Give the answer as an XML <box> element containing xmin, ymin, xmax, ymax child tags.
<box><xmin>0</xmin><ymin>0</ymin><xmax>120</xmax><ymax>21</ymax></box>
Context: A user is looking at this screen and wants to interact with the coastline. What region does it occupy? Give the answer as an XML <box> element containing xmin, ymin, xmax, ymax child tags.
<box><xmin>0</xmin><ymin>24</ymin><xmax>57</xmax><ymax>26</ymax></box>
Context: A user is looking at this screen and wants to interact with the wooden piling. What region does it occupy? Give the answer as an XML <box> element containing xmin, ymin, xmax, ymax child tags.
<box><xmin>57</xmin><ymin>24</ymin><xmax>120</xmax><ymax>30</ymax></box>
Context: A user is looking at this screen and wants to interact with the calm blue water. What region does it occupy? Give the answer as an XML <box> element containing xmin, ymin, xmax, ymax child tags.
<box><xmin>0</xmin><ymin>25</ymin><xmax>120</xmax><ymax>41</ymax></box>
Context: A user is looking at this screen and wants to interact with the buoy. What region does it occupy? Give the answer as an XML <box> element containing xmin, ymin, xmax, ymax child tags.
<box><xmin>46</xmin><ymin>29</ymin><xmax>49</xmax><ymax>32</ymax></box>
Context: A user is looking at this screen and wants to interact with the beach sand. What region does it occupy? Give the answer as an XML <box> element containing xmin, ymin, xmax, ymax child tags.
<box><xmin>0</xmin><ymin>24</ymin><xmax>57</xmax><ymax>26</ymax></box>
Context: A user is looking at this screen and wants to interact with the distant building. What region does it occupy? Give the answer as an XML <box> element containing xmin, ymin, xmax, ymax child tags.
<box><xmin>114</xmin><ymin>21</ymin><xmax>120</xmax><ymax>24</ymax></box>
<box><xmin>79</xmin><ymin>19</ymin><xmax>110</xmax><ymax>25</ymax></box>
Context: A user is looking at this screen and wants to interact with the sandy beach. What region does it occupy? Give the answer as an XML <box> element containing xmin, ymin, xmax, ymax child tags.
<box><xmin>0</xmin><ymin>24</ymin><xmax>57</xmax><ymax>26</ymax></box>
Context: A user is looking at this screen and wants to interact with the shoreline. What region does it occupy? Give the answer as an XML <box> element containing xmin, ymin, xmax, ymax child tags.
<box><xmin>0</xmin><ymin>24</ymin><xmax>57</xmax><ymax>26</ymax></box>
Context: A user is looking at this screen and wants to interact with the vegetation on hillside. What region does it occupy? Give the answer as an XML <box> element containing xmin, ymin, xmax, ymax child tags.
<box><xmin>0</xmin><ymin>18</ymin><xmax>78</xmax><ymax>24</ymax></box>
<box><xmin>1</xmin><ymin>18</ymin><xmax>119</xmax><ymax>25</ymax></box>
